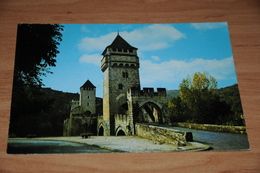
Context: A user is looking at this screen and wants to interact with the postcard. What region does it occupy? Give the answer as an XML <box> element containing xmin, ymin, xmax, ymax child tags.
<box><xmin>7</xmin><ymin>23</ymin><xmax>249</xmax><ymax>154</ymax></box>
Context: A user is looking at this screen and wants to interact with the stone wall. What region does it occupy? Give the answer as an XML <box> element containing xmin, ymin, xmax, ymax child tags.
<box><xmin>135</xmin><ymin>123</ymin><xmax>191</xmax><ymax>146</ymax></box>
<box><xmin>173</xmin><ymin>122</ymin><xmax>247</xmax><ymax>134</ymax></box>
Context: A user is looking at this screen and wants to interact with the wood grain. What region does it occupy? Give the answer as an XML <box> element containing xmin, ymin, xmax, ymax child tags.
<box><xmin>0</xmin><ymin>0</ymin><xmax>259</xmax><ymax>172</ymax></box>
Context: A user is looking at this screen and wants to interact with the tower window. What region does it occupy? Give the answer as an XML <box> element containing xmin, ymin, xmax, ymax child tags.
<box><xmin>123</xmin><ymin>72</ymin><xmax>128</xmax><ymax>78</ymax></box>
<box><xmin>118</xmin><ymin>84</ymin><xmax>123</xmax><ymax>90</ymax></box>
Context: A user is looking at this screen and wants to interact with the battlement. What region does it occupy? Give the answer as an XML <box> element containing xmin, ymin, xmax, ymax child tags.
<box><xmin>128</xmin><ymin>87</ymin><xmax>166</xmax><ymax>97</ymax></box>
<box><xmin>114</xmin><ymin>114</ymin><xmax>129</xmax><ymax>124</ymax></box>
<box><xmin>71</xmin><ymin>100</ymin><xmax>80</xmax><ymax>110</ymax></box>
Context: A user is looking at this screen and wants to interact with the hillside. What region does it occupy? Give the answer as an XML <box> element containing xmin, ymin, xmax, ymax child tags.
<box><xmin>166</xmin><ymin>90</ymin><xmax>180</xmax><ymax>99</ymax></box>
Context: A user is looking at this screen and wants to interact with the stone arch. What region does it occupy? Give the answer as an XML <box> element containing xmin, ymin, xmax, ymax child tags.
<box><xmin>137</xmin><ymin>101</ymin><xmax>163</xmax><ymax>124</ymax></box>
<box><xmin>115</xmin><ymin>126</ymin><xmax>126</xmax><ymax>136</ymax></box>
<box><xmin>117</xmin><ymin>130</ymin><xmax>126</xmax><ymax>136</ymax></box>
<box><xmin>112</xmin><ymin>63</ymin><xmax>118</xmax><ymax>67</ymax></box>
<box><xmin>139</xmin><ymin>99</ymin><xmax>163</xmax><ymax>110</ymax></box>
<box><xmin>98</xmin><ymin>123</ymin><xmax>104</xmax><ymax>136</ymax></box>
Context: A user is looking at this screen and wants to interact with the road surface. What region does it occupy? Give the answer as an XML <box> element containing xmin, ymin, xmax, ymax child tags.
<box><xmin>7</xmin><ymin>139</ymin><xmax>124</xmax><ymax>154</ymax></box>
<box><xmin>7</xmin><ymin>126</ymin><xmax>250</xmax><ymax>154</ymax></box>
<box><xmin>157</xmin><ymin>125</ymin><xmax>250</xmax><ymax>151</ymax></box>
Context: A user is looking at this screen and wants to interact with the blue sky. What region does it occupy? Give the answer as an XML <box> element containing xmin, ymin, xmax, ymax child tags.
<box><xmin>42</xmin><ymin>23</ymin><xmax>237</xmax><ymax>97</ymax></box>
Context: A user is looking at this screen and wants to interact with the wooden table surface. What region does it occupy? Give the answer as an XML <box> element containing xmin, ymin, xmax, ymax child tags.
<box><xmin>0</xmin><ymin>0</ymin><xmax>259</xmax><ymax>172</ymax></box>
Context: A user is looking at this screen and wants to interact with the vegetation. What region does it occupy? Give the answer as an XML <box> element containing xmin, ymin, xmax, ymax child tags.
<box><xmin>10</xmin><ymin>87</ymin><xmax>78</xmax><ymax>137</ymax></box>
<box><xmin>9</xmin><ymin>24</ymin><xmax>66</xmax><ymax>137</ymax></box>
<box><xmin>168</xmin><ymin>72</ymin><xmax>244</xmax><ymax>126</ymax></box>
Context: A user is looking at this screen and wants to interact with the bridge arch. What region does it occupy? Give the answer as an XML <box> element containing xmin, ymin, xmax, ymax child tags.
<box><xmin>137</xmin><ymin>100</ymin><xmax>163</xmax><ymax>124</ymax></box>
<box><xmin>138</xmin><ymin>99</ymin><xmax>163</xmax><ymax>110</ymax></box>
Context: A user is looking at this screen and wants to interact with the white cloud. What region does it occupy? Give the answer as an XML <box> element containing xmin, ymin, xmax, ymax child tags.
<box><xmin>81</xmin><ymin>25</ymin><xmax>90</xmax><ymax>33</ymax></box>
<box><xmin>78</xmin><ymin>32</ymin><xmax>116</xmax><ymax>52</ymax></box>
<box><xmin>78</xmin><ymin>24</ymin><xmax>186</xmax><ymax>52</ymax></box>
<box><xmin>79</xmin><ymin>54</ymin><xmax>102</xmax><ymax>66</ymax></box>
<box><xmin>191</xmin><ymin>22</ymin><xmax>227</xmax><ymax>30</ymax></box>
<box><xmin>140</xmin><ymin>56</ymin><xmax>235</xmax><ymax>88</ymax></box>
<box><xmin>121</xmin><ymin>24</ymin><xmax>186</xmax><ymax>51</ymax></box>
<box><xmin>151</xmin><ymin>56</ymin><xmax>160</xmax><ymax>61</ymax></box>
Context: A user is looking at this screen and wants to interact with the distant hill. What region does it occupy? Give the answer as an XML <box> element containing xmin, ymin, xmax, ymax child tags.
<box><xmin>166</xmin><ymin>90</ymin><xmax>180</xmax><ymax>99</ymax></box>
<box><xmin>42</xmin><ymin>88</ymin><xmax>79</xmax><ymax>118</ymax></box>
<box><xmin>39</xmin><ymin>88</ymin><xmax>79</xmax><ymax>136</ymax></box>
<box><xmin>216</xmin><ymin>84</ymin><xmax>243</xmax><ymax>116</ymax></box>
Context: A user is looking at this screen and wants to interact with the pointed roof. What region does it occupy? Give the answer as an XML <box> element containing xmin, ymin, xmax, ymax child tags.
<box><xmin>102</xmin><ymin>34</ymin><xmax>137</xmax><ymax>55</ymax></box>
<box><xmin>80</xmin><ymin>80</ymin><xmax>96</xmax><ymax>89</ymax></box>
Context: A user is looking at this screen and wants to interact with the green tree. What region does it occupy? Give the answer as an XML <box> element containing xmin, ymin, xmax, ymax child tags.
<box><xmin>14</xmin><ymin>24</ymin><xmax>63</xmax><ymax>86</ymax></box>
<box><xmin>9</xmin><ymin>24</ymin><xmax>64</xmax><ymax>137</ymax></box>
<box><xmin>179</xmin><ymin>72</ymin><xmax>224</xmax><ymax>124</ymax></box>
<box><xmin>168</xmin><ymin>96</ymin><xmax>188</xmax><ymax>123</ymax></box>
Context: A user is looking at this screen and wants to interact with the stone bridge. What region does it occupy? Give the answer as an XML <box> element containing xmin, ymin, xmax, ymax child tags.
<box><xmin>97</xmin><ymin>87</ymin><xmax>169</xmax><ymax>137</ymax></box>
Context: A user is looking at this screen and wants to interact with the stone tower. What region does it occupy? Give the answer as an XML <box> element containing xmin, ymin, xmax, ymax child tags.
<box><xmin>79</xmin><ymin>80</ymin><xmax>96</xmax><ymax>115</ymax></box>
<box><xmin>63</xmin><ymin>79</ymin><xmax>98</xmax><ymax>136</ymax></box>
<box><xmin>101</xmin><ymin>34</ymin><xmax>140</xmax><ymax>135</ymax></box>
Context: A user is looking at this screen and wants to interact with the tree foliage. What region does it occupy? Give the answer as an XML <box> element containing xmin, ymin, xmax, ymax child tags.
<box><xmin>168</xmin><ymin>72</ymin><xmax>243</xmax><ymax>125</ymax></box>
<box><xmin>9</xmin><ymin>24</ymin><xmax>64</xmax><ymax>137</ymax></box>
<box><xmin>14</xmin><ymin>24</ymin><xmax>64</xmax><ymax>86</ymax></box>
<box><xmin>179</xmin><ymin>72</ymin><xmax>219</xmax><ymax>123</ymax></box>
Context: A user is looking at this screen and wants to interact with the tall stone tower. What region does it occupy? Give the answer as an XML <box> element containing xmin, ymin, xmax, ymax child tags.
<box><xmin>79</xmin><ymin>80</ymin><xmax>96</xmax><ymax>115</ymax></box>
<box><xmin>101</xmin><ymin>34</ymin><xmax>140</xmax><ymax>135</ymax></box>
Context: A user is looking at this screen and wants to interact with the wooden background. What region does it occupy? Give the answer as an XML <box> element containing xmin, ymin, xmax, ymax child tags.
<box><xmin>0</xmin><ymin>0</ymin><xmax>259</xmax><ymax>172</ymax></box>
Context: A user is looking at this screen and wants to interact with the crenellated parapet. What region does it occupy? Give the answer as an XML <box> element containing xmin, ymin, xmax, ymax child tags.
<box><xmin>71</xmin><ymin>100</ymin><xmax>80</xmax><ymax>110</ymax></box>
<box><xmin>127</xmin><ymin>86</ymin><xmax>168</xmax><ymax>124</ymax></box>
<box><xmin>114</xmin><ymin>114</ymin><xmax>129</xmax><ymax>125</ymax></box>
<box><xmin>127</xmin><ymin>87</ymin><xmax>166</xmax><ymax>98</ymax></box>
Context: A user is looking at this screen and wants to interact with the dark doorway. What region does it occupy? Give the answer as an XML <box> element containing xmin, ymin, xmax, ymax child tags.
<box><xmin>98</xmin><ymin>126</ymin><xmax>104</xmax><ymax>136</ymax></box>
<box><xmin>117</xmin><ymin>129</ymin><xmax>126</xmax><ymax>136</ymax></box>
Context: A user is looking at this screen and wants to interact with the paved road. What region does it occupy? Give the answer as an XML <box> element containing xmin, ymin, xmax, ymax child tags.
<box><xmin>7</xmin><ymin>139</ymin><xmax>124</xmax><ymax>154</ymax></box>
<box><xmin>7</xmin><ymin>126</ymin><xmax>250</xmax><ymax>154</ymax></box>
<box><xmin>156</xmin><ymin>125</ymin><xmax>250</xmax><ymax>151</ymax></box>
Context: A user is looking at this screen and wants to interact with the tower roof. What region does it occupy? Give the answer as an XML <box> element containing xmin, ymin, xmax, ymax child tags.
<box><xmin>80</xmin><ymin>80</ymin><xmax>96</xmax><ymax>89</ymax></box>
<box><xmin>102</xmin><ymin>34</ymin><xmax>137</xmax><ymax>55</ymax></box>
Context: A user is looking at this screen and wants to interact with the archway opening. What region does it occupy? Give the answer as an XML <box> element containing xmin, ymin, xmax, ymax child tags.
<box><xmin>117</xmin><ymin>129</ymin><xmax>126</xmax><ymax>136</ymax></box>
<box><xmin>98</xmin><ymin>126</ymin><xmax>104</xmax><ymax>136</ymax></box>
<box><xmin>138</xmin><ymin>102</ymin><xmax>163</xmax><ymax>124</ymax></box>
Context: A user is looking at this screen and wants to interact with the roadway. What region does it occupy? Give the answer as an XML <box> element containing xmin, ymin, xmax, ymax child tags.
<box><xmin>7</xmin><ymin>139</ymin><xmax>124</xmax><ymax>154</ymax></box>
<box><xmin>155</xmin><ymin>125</ymin><xmax>250</xmax><ymax>151</ymax></box>
<box><xmin>7</xmin><ymin>126</ymin><xmax>250</xmax><ymax>154</ymax></box>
